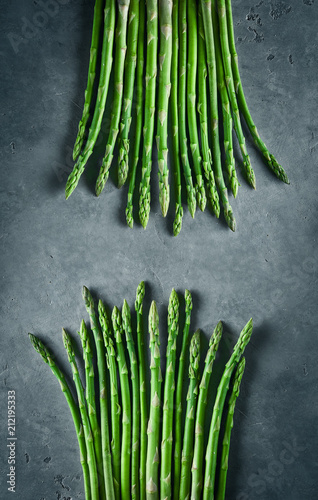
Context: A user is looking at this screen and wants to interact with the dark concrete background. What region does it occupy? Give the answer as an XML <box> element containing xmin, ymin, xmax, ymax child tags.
<box><xmin>0</xmin><ymin>0</ymin><xmax>317</xmax><ymax>499</ymax></box>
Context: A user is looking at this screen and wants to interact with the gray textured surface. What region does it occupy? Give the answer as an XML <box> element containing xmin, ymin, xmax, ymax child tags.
<box><xmin>0</xmin><ymin>0</ymin><xmax>318</xmax><ymax>499</ymax></box>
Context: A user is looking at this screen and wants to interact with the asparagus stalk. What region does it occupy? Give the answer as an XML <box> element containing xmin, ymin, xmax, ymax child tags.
<box><xmin>200</xmin><ymin>0</ymin><xmax>235</xmax><ymax>231</ymax></box>
<box><xmin>126</xmin><ymin>0</ymin><xmax>145</xmax><ymax>228</ymax></box>
<box><xmin>73</xmin><ymin>0</ymin><xmax>104</xmax><ymax>161</ymax></box>
<box><xmin>156</xmin><ymin>0</ymin><xmax>173</xmax><ymax>217</ymax></box>
<box><xmin>216</xmin><ymin>357</ymin><xmax>246</xmax><ymax>500</ymax></box>
<box><xmin>83</xmin><ymin>286</ymin><xmax>115</xmax><ymax>500</ymax></box>
<box><xmin>187</xmin><ymin>0</ymin><xmax>207</xmax><ymax>212</ymax></box>
<box><xmin>171</xmin><ymin>0</ymin><xmax>184</xmax><ymax>236</ymax></box>
<box><xmin>146</xmin><ymin>300</ymin><xmax>162</xmax><ymax>499</ymax></box>
<box><xmin>179</xmin><ymin>330</ymin><xmax>201</xmax><ymax>500</ymax></box>
<box><xmin>62</xmin><ymin>329</ymin><xmax>99</xmax><ymax>500</ymax></box>
<box><xmin>216</xmin><ymin>0</ymin><xmax>256</xmax><ymax>189</ymax></box>
<box><xmin>78</xmin><ymin>320</ymin><xmax>105</xmax><ymax>500</ymax></box>
<box><xmin>190</xmin><ymin>320</ymin><xmax>223</xmax><ymax>499</ymax></box>
<box><xmin>178</xmin><ymin>0</ymin><xmax>196</xmax><ymax>218</ymax></box>
<box><xmin>98</xmin><ymin>300</ymin><xmax>121</xmax><ymax>500</ymax></box>
<box><xmin>139</xmin><ymin>0</ymin><xmax>158</xmax><ymax>228</ymax></box>
<box><xmin>96</xmin><ymin>0</ymin><xmax>131</xmax><ymax>196</ymax></box>
<box><xmin>29</xmin><ymin>334</ymin><xmax>91</xmax><ymax>500</ymax></box>
<box><xmin>112</xmin><ymin>305</ymin><xmax>132</xmax><ymax>500</ymax></box>
<box><xmin>210</xmin><ymin>0</ymin><xmax>239</xmax><ymax>198</ymax></box>
<box><xmin>122</xmin><ymin>299</ymin><xmax>140</xmax><ymax>500</ymax></box>
<box><xmin>65</xmin><ymin>0</ymin><xmax>115</xmax><ymax>199</ymax></box>
<box><xmin>160</xmin><ymin>289</ymin><xmax>180</xmax><ymax>499</ymax></box>
<box><xmin>135</xmin><ymin>281</ymin><xmax>147</xmax><ymax>500</ymax></box>
<box><xmin>203</xmin><ymin>319</ymin><xmax>253</xmax><ymax>500</ymax></box>
<box><xmin>117</xmin><ymin>0</ymin><xmax>140</xmax><ymax>188</ymax></box>
<box><xmin>173</xmin><ymin>289</ymin><xmax>193</xmax><ymax>499</ymax></box>
<box><xmin>225</xmin><ymin>0</ymin><xmax>289</xmax><ymax>183</ymax></box>
<box><xmin>197</xmin><ymin>4</ymin><xmax>220</xmax><ymax>217</ymax></box>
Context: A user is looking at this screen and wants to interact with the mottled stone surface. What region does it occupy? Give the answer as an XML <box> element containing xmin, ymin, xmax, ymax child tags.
<box><xmin>0</xmin><ymin>0</ymin><xmax>317</xmax><ymax>499</ymax></box>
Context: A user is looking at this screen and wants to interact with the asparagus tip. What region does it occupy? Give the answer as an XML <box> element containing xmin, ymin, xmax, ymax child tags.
<box><xmin>210</xmin><ymin>320</ymin><xmax>223</xmax><ymax>348</ymax></box>
<box><xmin>79</xmin><ymin>319</ymin><xmax>87</xmax><ymax>339</ymax></box>
<box><xmin>197</xmin><ymin>185</ymin><xmax>207</xmax><ymax>212</ymax></box>
<box><xmin>65</xmin><ymin>163</ymin><xmax>81</xmax><ymax>200</ymax></box>
<box><xmin>168</xmin><ymin>288</ymin><xmax>179</xmax><ymax>314</ymax></box>
<box><xmin>140</xmin><ymin>214</ymin><xmax>149</xmax><ymax>229</ymax></box>
<box><xmin>122</xmin><ymin>299</ymin><xmax>130</xmax><ymax>319</ymax></box>
<box><xmin>269</xmin><ymin>154</ymin><xmax>290</xmax><ymax>184</ymax></box>
<box><xmin>173</xmin><ymin>204</ymin><xmax>183</xmax><ymax>237</ymax></box>
<box><xmin>126</xmin><ymin>206</ymin><xmax>134</xmax><ymax>229</ymax></box>
<box><xmin>111</xmin><ymin>305</ymin><xmax>121</xmax><ymax>325</ymax></box>
<box><xmin>225</xmin><ymin>210</ymin><xmax>236</xmax><ymax>232</ymax></box>
<box><xmin>65</xmin><ymin>183</ymin><xmax>73</xmax><ymax>200</ymax></box>
<box><xmin>82</xmin><ymin>285</ymin><xmax>92</xmax><ymax>308</ymax></box>
<box><xmin>189</xmin><ymin>329</ymin><xmax>201</xmax><ymax>376</ymax></box>
<box><xmin>98</xmin><ymin>299</ymin><xmax>105</xmax><ymax>322</ymax></box>
<box><xmin>187</xmin><ymin>188</ymin><xmax>197</xmax><ymax>218</ymax></box>
<box><xmin>237</xmin><ymin>317</ymin><xmax>253</xmax><ymax>355</ymax></box>
<box><xmin>184</xmin><ymin>289</ymin><xmax>193</xmax><ymax>313</ymax></box>
<box><xmin>159</xmin><ymin>186</ymin><xmax>170</xmax><ymax>218</ymax></box>
<box><xmin>231</xmin><ymin>177</ymin><xmax>239</xmax><ymax>199</ymax></box>
<box><xmin>29</xmin><ymin>333</ymin><xmax>50</xmax><ymax>363</ymax></box>
<box><xmin>149</xmin><ymin>300</ymin><xmax>159</xmax><ymax>340</ymax></box>
<box><xmin>95</xmin><ymin>170</ymin><xmax>109</xmax><ymax>197</ymax></box>
<box><xmin>135</xmin><ymin>281</ymin><xmax>146</xmax><ymax>313</ymax></box>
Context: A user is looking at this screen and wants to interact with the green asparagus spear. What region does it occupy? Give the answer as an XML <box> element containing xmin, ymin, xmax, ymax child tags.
<box><xmin>98</xmin><ymin>300</ymin><xmax>121</xmax><ymax>500</ymax></box>
<box><xmin>112</xmin><ymin>305</ymin><xmax>132</xmax><ymax>500</ymax></box>
<box><xmin>29</xmin><ymin>334</ymin><xmax>91</xmax><ymax>500</ymax></box>
<box><xmin>160</xmin><ymin>289</ymin><xmax>180</xmax><ymax>499</ymax></box>
<box><xmin>62</xmin><ymin>329</ymin><xmax>99</xmax><ymax>500</ymax></box>
<box><xmin>73</xmin><ymin>0</ymin><xmax>104</xmax><ymax>161</ymax></box>
<box><xmin>179</xmin><ymin>330</ymin><xmax>201</xmax><ymax>500</ymax></box>
<box><xmin>135</xmin><ymin>281</ymin><xmax>147</xmax><ymax>500</ymax></box>
<box><xmin>126</xmin><ymin>0</ymin><xmax>145</xmax><ymax>228</ymax></box>
<box><xmin>173</xmin><ymin>289</ymin><xmax>193</xmax><ymax>499</ymax></box>
<box><xmin>225</xmin><ymin>0</ymin><xmax>289</xmax><ymax>183</ymax></box>
<box><xmin>122</xmin><ymin>299</ymin><xmax>140</xmax><ymax>500</ymax></box>
<box><xmin>216</xmin><ymin>0</ymin><xmax>256</xmax><ymax>189</ymax></box>
<box><xmin>203</xmin><ymin>319</ymin><xmax>253</xmax><ymax>500</ymax></box>
<box><xmin>171</xmin><ymin>0</ymin><xmax>184</xmax><ymax>236</ymax></box>
<box><xmin>83</xmin><ymin>286</ymin><xmax>115</xmax><ymax>500</ymax></box>
<box><xmin>78</xmin><ymin>320</ymin><xmax>105</xmax><ymax>500</ymax></box>
<box><xmin>187</xmin><ymin>0</ymin><xmax>207</xmax><ymax>212</ymax></box>
<box><xmin>191</xmin><ymin>320</ymin><xmax>223</xmax><ymax>499</ymax></box>
<box><xmin>216</xmin><ymin>357</ymin><xmax>246</xmax><ymax>500</ymax></box>
<box><xmin>197</xmin><ymin>4</ymin><xmax>220</xmax><ymax>216</ymax></box>
<box><xmin>146</xmin><ymin>300</ymin><xmax>162</xmax><ymax>499</ymax></box>
<box><xmin>96</xmin><ymin>0</ymin><xmax>131</xmax><ymax>196</ymax></box>
<box><xmin>78</xmin><ymin>321</ymin><xmax>97</xmax><ymax>427</ymax></box>
<box><xmin>211</xmin><ymin>0</ymin><xmax>239</xmax><ymax>198</ymax></box>
<box><xmin>117</xmin><ymin>0</ymin><xmax>140</xmax><ymax>188</ymax></box>
<box><xmin>139</xmin><ymin>0</ymin><xmax>158</xmax><ymax>228</ymax></box>
<box><xmin>178</xmin><ymin>0</ymin><xmax>197</xmax><ymax>218</ymax></box>
<box><xmin>156</xmin><ymin>0</ymin><xmax>173</xmax><ymax>217</ymax></box>
<box><xmin>65</xmin><ymin>1</ymin><xmax>115</xmax><ymax>199</ymax></box>
<box><xmin>200</xmin><ymin>0</ymin><xmax>236</xmax><ymax>231</ymax></box>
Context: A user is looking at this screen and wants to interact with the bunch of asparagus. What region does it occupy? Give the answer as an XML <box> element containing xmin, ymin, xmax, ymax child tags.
<box><xmin>65</xmin><ymin>0</ymin><xmax>288</xmax><ymax>235</ymax></box>
<box><xmin>29</xmin><ymin>282</ymin><xmax>253</xmax><ymax>499</ymax></box>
